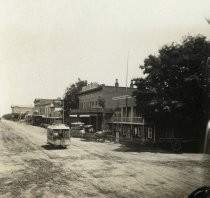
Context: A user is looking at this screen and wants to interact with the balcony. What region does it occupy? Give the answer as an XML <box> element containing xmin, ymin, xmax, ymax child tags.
<box><xmin>109</xmin><ymin>117</ymin><xmax>144</xmax><ymax>124</ymax></box>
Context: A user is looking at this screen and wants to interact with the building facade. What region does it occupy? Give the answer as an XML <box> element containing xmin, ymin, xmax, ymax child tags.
<box><xmin>33</xmin><ymin>98</ymin><xmax>62</xmax><ymax>118</ymax></box>
<box><xmin>11</xmin><ymin>105</ymin><xmax>34</xmax><ymax>114</ymax></box>
<box><xmin>70</xmin><ymin>80</ymin><xmax>136</xmax><ymax>131</ymax></box>
<box><xmin>108</xmin><ymin>95</ymin><xmax>155</xmax><ymax>144</ymax></box>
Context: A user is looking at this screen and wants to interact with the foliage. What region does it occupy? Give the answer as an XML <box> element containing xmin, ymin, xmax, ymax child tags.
<box><xmin>63</xmin><ymin>79</ymin><xmax>87</xmax><ymax>120</ymax></box>
<box><xmin>98</xmin><ymin>96</ymin><xmax>105</xmax><ymax>108</ymax></box>
<box><xmin>134</xmin><ymin>35</ymin><xmax>210</xmax><ymax>137</ymax></box>
<box><xmin>98</xmin><ymin>96</ymin><xmax>106</xmax><ymax>130</ymax></box>
<box><xmin>3</xmin><ymin>113</ymin><xmax>21</xmax><ymax>120</ymax></box>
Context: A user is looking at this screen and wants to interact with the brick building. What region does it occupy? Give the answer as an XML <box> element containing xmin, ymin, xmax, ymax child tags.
<box><xmin>70</xmin><ymin>80</ymin><xmax>136</xmax><ymax>131</ymax></box>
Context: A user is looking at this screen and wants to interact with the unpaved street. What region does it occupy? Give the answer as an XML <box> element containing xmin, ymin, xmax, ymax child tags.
<box><xmin>0</xmin><ymin>120</ymin><xmax>209</xmax><ymax>198</ymax></box>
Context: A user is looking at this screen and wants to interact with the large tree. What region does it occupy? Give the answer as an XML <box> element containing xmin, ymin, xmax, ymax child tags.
<box><xmin>134</xmin><ymin>35</ymin><xmax>210</xmax><ymax>138</ymax></box>
<box><xmin>63</xmin><ymin>79</ymin><xmax>87</xmax><ymax>120</ymax></box>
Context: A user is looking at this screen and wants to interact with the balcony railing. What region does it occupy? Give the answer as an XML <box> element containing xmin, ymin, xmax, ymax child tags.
<box><xmin>109</xmin><ymin>117</ymin><xmax>144</xmax><ymax>124</ymax></box>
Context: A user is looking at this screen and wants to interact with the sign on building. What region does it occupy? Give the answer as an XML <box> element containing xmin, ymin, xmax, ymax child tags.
<box><xmin>82</xmin><ymin>83</ymin><xmax>99</xmax><ymax>92</ymax></box>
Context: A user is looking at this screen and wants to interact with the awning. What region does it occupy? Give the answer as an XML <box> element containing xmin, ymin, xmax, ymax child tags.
<box><xmin>69</xmin><ymin>114</ymin><xmax>94</xmax><ymax>117</ymax></box>
<box><xmin>69</xmin><ymin>115</ymin><xmax>78</xmax><ymax>117</ymax></box>
<box><xmin>79</xmin><ymin>115</ymin><xmax>90</xmax><ymax>117</ymax></box>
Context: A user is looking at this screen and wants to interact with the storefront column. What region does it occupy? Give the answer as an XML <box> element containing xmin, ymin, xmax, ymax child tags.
<box><xmin>131</xmin><ymin>106</ymin><xmax>134</xmax><ymax>122</ymax></box>
<box><xmin>143</xmin><ymin>122</ymin><xmax>145</xmax><ymax>142</ymax></box>
<box><xmin>96</xmin><ymin>114</ymin><xmax>98</xmax><ymax>131</ymax></box>
<box><xmin>130</xmin><ymin>125</ymin><xmax>133</xmax><ymax>141</ymax></box>
<box><xmin>121</xmin><ymin>107</ymin><xmax>123</xmax><ymax>122</ymax></box>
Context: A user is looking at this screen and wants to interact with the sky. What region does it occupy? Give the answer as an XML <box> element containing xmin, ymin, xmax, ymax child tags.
<box><xmin>0</xmin><ymin>0</ymin><xmax>210</xmax><ymax>115</ymax></box>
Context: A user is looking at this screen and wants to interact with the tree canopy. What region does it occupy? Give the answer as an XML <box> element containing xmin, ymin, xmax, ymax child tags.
<box><xmin>63</xmin><ymin>79</ymin><xmax>87</xmax><ymax>120</ymax></box>
<box><xmin>134</xmin><ymin>35</ymin><xmax>210</xmax><ymax>137</ymax></box>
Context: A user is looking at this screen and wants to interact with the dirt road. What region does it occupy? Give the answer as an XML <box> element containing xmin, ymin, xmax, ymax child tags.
<box><xmin>0</xmin><ymin>120</ymin><xmax>209</xmax><ymax>198</ymax></box>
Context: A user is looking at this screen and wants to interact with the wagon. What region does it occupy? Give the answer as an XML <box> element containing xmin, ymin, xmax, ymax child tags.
<box><xmin>70</xmin><ymin>122</ymin><xmax>85</xmax><ymax>137</ymax></box>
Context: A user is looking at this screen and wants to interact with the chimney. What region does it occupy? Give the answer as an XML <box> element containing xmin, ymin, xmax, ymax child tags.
<box><xmin>115</xmin><ymin>79</ymin><xmax>119</xmax><ymax>87</ymax></box>
<box><xmin>130</xmin><ymin>80</ymin><xmax>134</xmax><ymax>88</ymax></box>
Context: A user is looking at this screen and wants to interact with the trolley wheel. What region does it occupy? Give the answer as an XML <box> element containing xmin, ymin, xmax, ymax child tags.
<box><xmin>170</xmin><ymin>140</ymin><xmax>182</xmax><ymax>152</ymax></box>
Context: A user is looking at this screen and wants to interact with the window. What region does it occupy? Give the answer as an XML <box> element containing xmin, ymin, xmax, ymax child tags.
<box><xmin>134</xmin><ymin>127</ymin><xmax>138</xmax><ymax>136</ymax></box>
<box><xmin>122</xmin><ymin>127</ymin><xmax>126</xmax><ymax>136</ymax></box>
<box><xmin>138</xmin><ymin>127</ymin><xmax>143</xmax><ymax>137</ymax></box>
<box><xmin>148</xmin><ymin>127</ymin><xmax>152</xmax><ymax>138</ymax></box>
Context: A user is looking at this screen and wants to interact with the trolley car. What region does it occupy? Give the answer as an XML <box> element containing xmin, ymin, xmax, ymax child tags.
<box><xmin>47</xmin><ymin>124</ymin><xmax>70</xmax><ymax>148</ymax></box>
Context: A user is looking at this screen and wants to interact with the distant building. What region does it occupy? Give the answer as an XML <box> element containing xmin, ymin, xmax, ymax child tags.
<box><xmin>11</xmin><ymin>105</ymin><xmax>34</xmax><ymax>114</ymax></box>
<box><xmin>69</xmin><ymin>79</ymin><xmax>136</xmax><ymax>131</ymax></box>
<box><xmin>33</xmin><ymin>98</ymin><xmax>62</xmax><ymax>118</ymax></box>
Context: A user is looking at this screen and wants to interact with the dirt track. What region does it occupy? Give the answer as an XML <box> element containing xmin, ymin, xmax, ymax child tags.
<box><xmin>0</xmin><ymin>120</ymin><xmax>209</xmax><ymax>198</ymax></box>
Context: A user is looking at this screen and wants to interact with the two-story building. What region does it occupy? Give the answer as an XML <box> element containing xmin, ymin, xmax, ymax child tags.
<box><xmin>69</xmin><ymin>80</ymin><xmax>136</xmax><ymax>131</ymax></box>
<box><xmin>108</xmin><ymin>95</ymin><xmax>155</xmax><ymax>144</ymax></box>
<box><xmin>33</xmin><ymin>98</ymin><xmax>63</xmax><ymax>124</ymax></box>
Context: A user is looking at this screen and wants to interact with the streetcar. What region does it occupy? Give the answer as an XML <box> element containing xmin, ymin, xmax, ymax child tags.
<box><xmin>47</xmin><ymin>124</ymin><xmax>70</xmax><ymax>148</ymax></box>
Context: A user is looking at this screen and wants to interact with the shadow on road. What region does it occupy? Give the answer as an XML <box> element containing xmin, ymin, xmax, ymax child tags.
<box><xmin>80</xmin><ymin>139</ymin><xmax>109</xmax><ymax>143</ymax></box>
<box><xmin>41</xmin><ymin>144</ymin><xmax>67</xmax><ymax>150</ymax></box>
<box><xmin>113</xmin><ymin>143</ymin><xmax>201</xmax><ymax>154</ymax></box>
<box><xmin>113</xmin><ymin>144</ymin><xmax>173</xmax><ymax>154</ymax></box>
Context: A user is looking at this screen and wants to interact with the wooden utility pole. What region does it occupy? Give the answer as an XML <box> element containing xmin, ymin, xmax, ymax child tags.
<box><xmin>204</xmin><ymin>57</ymin><xmax>210</xmax><ymax>153</ymax></box>
<box><xmin>125</xmin><ymin>51</ymin><xmax>129</xmax><ymax>118</ymax></box>
<box><xmin>207</xmin><ymin>58</ymin><xmax>210</xmax><ymax>118</ymax></box>
<box><xmin>63</xmin><ymin>99</ymin><xmax>65</xmax><ymax>124</ymax></box>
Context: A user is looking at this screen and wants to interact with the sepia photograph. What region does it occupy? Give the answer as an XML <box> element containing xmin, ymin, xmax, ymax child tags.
<box><xmin>0</xmin><ymin>0</ymin><xmax>210</xmax><ymax>197</ymax></box>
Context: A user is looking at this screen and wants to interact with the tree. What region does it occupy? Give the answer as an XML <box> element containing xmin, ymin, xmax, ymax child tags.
<box><xmin>98</xmin><ymin>96</ymin><xmax>106</xmax><ymax>130</ymax></box>
<box><xmin>3</xmin><ymin>113</ymin><xmax>20</xmax><ymax>121</ymax></box>
<box><xmin>63</xmin><ymin>79</ymin><xmax>87</xmax><ymax>120</ymax></box>
<box><xmin>134</xmin><ymin>35</ymin><xmax>210</xmax><ymax>138</ymax></box>
<box><xmin>98</xmin><ymin>96</ymin><xmax>105</xmax><ymax>108</ymax></box>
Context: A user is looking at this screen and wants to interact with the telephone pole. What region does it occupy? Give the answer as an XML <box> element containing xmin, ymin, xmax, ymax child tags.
<box><xmin>125</xmin><ymin>51</ymin><xmax>129</xmax><ymax>118</ymax></box>
<box><xmin>63</xmin><ymin>99</ymin><xmax>65</xmax><ymax>124</ymax></box>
